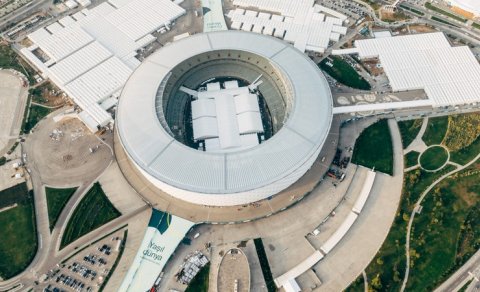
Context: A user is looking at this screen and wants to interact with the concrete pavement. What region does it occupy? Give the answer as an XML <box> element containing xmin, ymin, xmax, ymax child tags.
<box><xmin>404</xmin><ymin>117</ymin><xmax>428</xmax><ymax>153</ymax></box>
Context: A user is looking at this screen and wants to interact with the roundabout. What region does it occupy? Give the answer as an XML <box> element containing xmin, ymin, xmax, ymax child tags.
<box><xmin>419</xmin><ymin>145</ymin><xmax>450</xmax><ymax>172</ymax></box>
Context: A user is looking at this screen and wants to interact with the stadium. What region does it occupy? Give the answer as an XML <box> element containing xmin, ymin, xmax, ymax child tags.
<box><xmin>116</xmin><ymin>31</ymin><xmax>333</xmax><ymax>206</ymax></box>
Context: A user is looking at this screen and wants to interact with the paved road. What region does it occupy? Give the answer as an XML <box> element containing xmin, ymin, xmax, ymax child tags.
<box><xmin>435</xmin><ymin>249</ymin><xmax>480</xmax><ymax>292</ymax></box>
<box><xmin>0</xmin><ymin>0</ymin><xmax>50</xmax><ymax>29</ymax></box>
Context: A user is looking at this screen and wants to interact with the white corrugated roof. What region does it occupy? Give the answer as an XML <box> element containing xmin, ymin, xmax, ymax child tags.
<box><xmin>354</xmin><ymin>32</ymin><xmax>480</xmax><ymax>107</ymax></box>
<box><xmin>48</xmin><ymin>41</ymin><xmax>112</xmax><ymax>85</ymax></box>
<box><xmin>22</xmin><ymin>0</ymin><xmax>185</xmax><ymax>132</ymax></box>
<box><xmin>230</xmin><ymin>0</ymin><xmax>347</xmax><ymax>52</ymax></box>
<box><xmin>117</xmin><ymin>31</ymin><xmax>333</xmax><ymax>203</ymax></box>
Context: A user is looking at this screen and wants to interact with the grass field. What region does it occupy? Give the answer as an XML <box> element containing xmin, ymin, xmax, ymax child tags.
<box><xmin>405</xmin><ymin>151</ymin><xmax>420</xmax><ymax>169</ymax></box>
<box><xmin>254</xmin><ymin>238</ymin><xmax>276</xmax><ymax>292</ymax></box>
<box><xmin>422</xmin><ymin>116</ymin><xmax>448</xmax><ymax>146</ymax></box>
<box><xmin>355</xmin><ymin>165</ymin><xmax>456</xmax><ymax>291</ymax></box>
<box><xmin>406</xmin><ymin>163</ymin><xmax>480</xmax><ymax>290</ymax></box>
<box><xmin>23</xmin><ymin>105</ymin><xmax>53</xmax><ymax>133</ymax></box>
<box><xmin>185</xmin><ymin>263</ymin><xmax>210</xmax><ymax>292</ymax></box>
<box><xmin>45</xmin><ymin>186</ymin><xmax>77</xmax><ymax>231</ymax></box>
<box><xmin>473</xmin><ymin>22</ymin><xmax>480</xmax><ymax>30</ymax></box>
<box><xmin>399</xmin><ymin>4</ymin><xmax>424</xmax><ymax>15</ymax></box>
<box><xmin>431</xmin><ymin>16</ymin><xmax>458</xmax><ymax>26</ymax></box>
<box><xmin>60</xmin><ymin>183</ymin><xmax>120</xmax><ymax>249</ymax></box>
<box><xmin>419</xmin><ymin>146</ymin><xmax>448</xmax><ymax>171</ymax></box>
<box><xmin>319</xmin><ymin>56</ymin><xmax>371</xmax><ymax>90</ymax></box>
<box><xmin>0</xmin><ymin>185</ymin><xmax>37</xmax><ymax>279</ymax></box>
<box><xmin>0</xmin><ymin>182</ymin><xmax>29</xmax><ymax>209</ymax></box>
<box><xmin>398</xmin><ymin>119</ymin><xmax>423</xmax><ymax>148</ymax></box>
<box><xmin>352</xmin><ymin>119</ymin><xmax>393</xmax><ymax>175</ymax></box>
<box><xmin>425</xmin><ymin>2</ymin><xmax>467</xmax><ymax>23</ymax></box>
<box><xmin>0</xmin><ymin>44</ymin><xmax>36</xmax><ymax>84</ymax></box>
<box><xmin>450</xmin><ymin>136</ymin><xmax>480</xmax><ymax>165</ymax></box>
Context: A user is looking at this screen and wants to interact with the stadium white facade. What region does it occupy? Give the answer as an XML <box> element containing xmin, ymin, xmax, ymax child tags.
<box><xmin>116</xmin><ymin>31</ymin><xmax>333</xmax><ymax>206</ymax></box>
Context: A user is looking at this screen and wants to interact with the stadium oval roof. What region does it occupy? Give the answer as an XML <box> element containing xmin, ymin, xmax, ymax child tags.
<box><xmin>117</xmin><ymin>31</ymin><xmax>332</xmax><ymax>206</ymax></box>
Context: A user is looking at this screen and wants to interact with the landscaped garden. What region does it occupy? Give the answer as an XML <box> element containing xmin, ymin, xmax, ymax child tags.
<box><xmin>60</xmin><ymin>182</ymin><xmax>120</xmax><ymax>249</ymax></box>
<box><xmin>23</xmin><ymin>104</ymin><xmax>53</xmax><ymax>133</ymax></box>
<box><xmin>319</xmin><ymin>56</ymin><xmax>371</xmax><ymax>90</ymax></box>
<box><xmin>406</xmin><ymin>163</ymin><xmax>480</xmax><ymax>290</ymax></box>
<box><xmin>352</xmin><ymin>119</ymin><xmax>393</xmax><ymax>175</ymax></box>
<box><xmin>347</xmin><ymin>113</ymin><xmax>480</xmax><ymax>291</ymax></box>
<box><xmin>398</xmin><ymin>119</ymin><xmax>422</xmax><ymax>149</ymax></box>
<box><xmin>404</xmin><ymin>151</ymin><xmax>420</xmax><ymax>169</ymax></box>
<box><xmin>0</xmin><ymin>183</ymin><xmax>37</xmax><ymax>279</ymax></box>
<box><xmin>0</xmin><ymin>44</ymin><xmax>36</xmax><ymax>84</ymax></box>
<box><xmin>422</xmin><ymin>116</ymin><xmax>448</xmax><ymax>146</ymax></box>
<box><xmin>45</xmin><ymin>186</ymin><xmax>78</xmax><ymax>231</ymax></box>
<box><xmin>419</xmin><ymin>146</ymin><xmax>448</xmax><ymax>171</ymax></box>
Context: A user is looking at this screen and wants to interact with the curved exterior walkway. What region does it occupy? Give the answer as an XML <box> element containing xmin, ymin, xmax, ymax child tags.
<box><xmin>114</xmin><ymin>116</ymin><xmax>342</xmax><ymax>223</ymax></box>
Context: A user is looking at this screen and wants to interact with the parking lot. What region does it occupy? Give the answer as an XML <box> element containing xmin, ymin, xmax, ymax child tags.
<box><xmin>40</xmin><ymin>228</ymin><xmax>126</xmax><ymax>292</ymax></box>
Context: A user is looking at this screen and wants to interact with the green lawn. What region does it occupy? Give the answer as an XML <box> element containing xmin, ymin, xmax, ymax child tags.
<box><xmin>352</xmin><ymin>119</ymin><xmax>394</xmax><ymax>175</ymax></box>
<box><xmin>353</xmin><ymin>165</ymin><xmax>456</xmax><ymax>291</ymax></box>
<box><xmin>23</xmin><ymin>105</ymin><xmax>53</xmax><ymax>133</ymax></box>
<box><xmin>473</xmin><ymin>22</ymin><xmax>480</xmax><ymax>30</ymax></box>
<box><xmin>399</xmin><ymin>4</ymin><xmax>425</xmax><ymax>16</ymax></box>
<box><xmin>185</xmin><ymin>263</ymin><xmax>210</xmax><ymax>292</ymax></box>
<box><xmin>406</xmin><ymin>163</ymin><xmax>480</xmax><ymax>291</ymax></box>
<box><xmin>319</xmin><ymin>56</ymin><xmax>371</xmax><ymax>90</ymax></box>
<box><xmin>450</xmin><ymin>135</ymin><xmax>480</xmax><ymax>165</ymax></box>
<box><xmin>422</xmin><ymin>116</ymin><xmax>448</xmax><ymax>146</ymax></box>
<box><xmin>419</xmin><ymin>146</ymin><xmax>448</xmax><ymax>171</ymax></box>
<box><xmin>0</xmin><ymin>182</ymin><xmax>29</xmax><ymax>209</ymax></box>
<box><xmin>425</xmin><ymin>2</ymin><xmax>467</xmax><ymax>23</ymax></box>
<box><xmin>45</xmin><ymin>186</ymin><xmax>78</xmax><ymax>231</ymax></box>
<box><xmin>431</xmin><ymin>16</ymin><xmax>458</xmax><ymax>26</ymax></box>
<box><xmin>405</xmin><ymin>151</ymin><xmax>420</xmax><ymax>169</ymax></box>
<box><xmin>0</xmin><ymin>44</ymin><xmax>36</xmax><ymax>84</ymax></box>
<box><xmin>0</xmin><ymin>185</ymin><xmax>37</xmax><ymax>279</ymax></box>
<box><xmin>254</xmin><ymin>238</ymin><xmax>276</xmax><ymax>292</ymax></box>
<box><xmin>398</xmin><ymin>119</ymin><xmax>423</xmax><ymax>149</ymax></box>
<box><xmin>60</xmin><ymin>183</ymin><xmax>121</xmax><ymax>249</ymax></box>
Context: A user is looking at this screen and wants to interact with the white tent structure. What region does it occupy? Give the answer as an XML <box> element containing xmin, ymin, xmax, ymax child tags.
<box><xmin>190</xmin><ymin>82</ymin><xmax>264</xmax><ymax>152</ymax></box>
<box><xmin>21</xmin><ymin>0</ymin><xmax>185</xmax><ymax>131</ymax></box>
<box><xmin>333</xmin><ymin>32</ymin><xmax>480</xmax><ymax>113</ymax></box>
<box><xmin>228</xmin><ymin>0</ymin><xmax>347</xmax><ymax>53</ymax></box>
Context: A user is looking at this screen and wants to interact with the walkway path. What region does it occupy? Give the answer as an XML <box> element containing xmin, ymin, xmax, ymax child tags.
<box><xmin>400</xmin><ymin>151</ymin><xmax>480</xmax><ymax>291</ymax></box>
<box><xmin>404</xmin><ymin>117</ymin><xmax>428</xmax><ymax>153</ymax></box>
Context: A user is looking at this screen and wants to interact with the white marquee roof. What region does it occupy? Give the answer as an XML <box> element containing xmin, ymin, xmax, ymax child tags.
<box><xmin>354</xmin><ymin>32</ymin><xmax>480</xmax><ymax>107</ymax></box>
<box><xmin>117</xmin><ymin>31</ymin><xmax>332</xmax><ymax>200</ymax></box>
<box><xmin>21</xmin><ymin>0</ymin><xmax>185</xmax><ymax>129</ymax></box>
<box><xmin>229</xmin><ymin>0</ymin><xmax>347</xmax><ymax>53</ymax></box>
